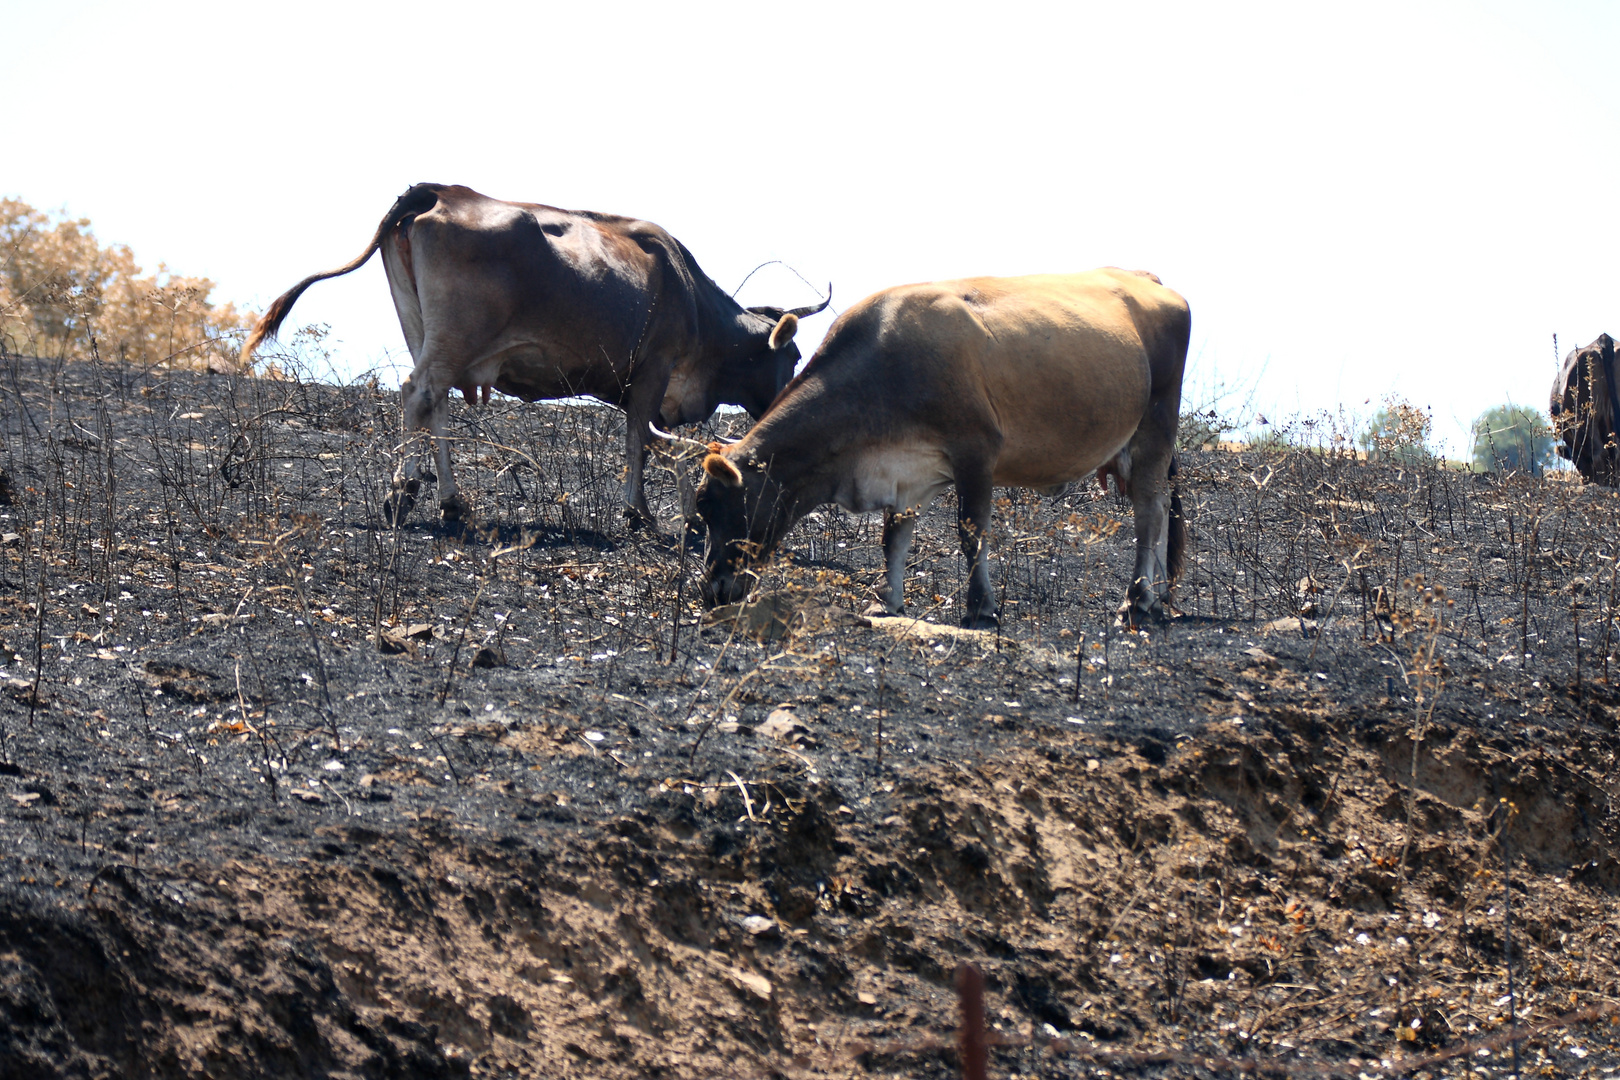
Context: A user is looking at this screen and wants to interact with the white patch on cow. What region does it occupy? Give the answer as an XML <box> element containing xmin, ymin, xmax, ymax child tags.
<box><xmin>836</xmin><ymin>446</ymin><xmax>954</xmax><ymax>516</ymax></box>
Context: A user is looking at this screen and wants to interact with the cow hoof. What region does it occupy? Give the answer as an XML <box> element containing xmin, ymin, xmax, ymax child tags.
<box><xmin>1116</xmin><ymin>602</ymin><xmax>1168</xmax><ymax>630</ymax></box>
<box><xmin>439</xmin><ymin>494</ymin><xmax>471</xmax><ymax>522</ymax></box>
<box><xmin>624</xmin><ymin>506</ymin><xmax>654</xmax><ymax>531</ymax></box>
<box><xmin>960</xmin><ymin>613</ymin><xmax>999</xmax><ymax>631</ymax></box>
<box><xmin>383</xmin><ymin>491</ymin><xmax>415</xmax><ymax>528</ymax></box>
<box><xmin>863</xmin><ymin>602</ymin><xmax>901</xmax><ymax>618</ymax></box>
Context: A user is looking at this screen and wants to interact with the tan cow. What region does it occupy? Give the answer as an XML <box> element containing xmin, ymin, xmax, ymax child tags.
<box><xmin>667</xmin><ymin>268</ymin><xmax>1189</xmax><ymax>628</ymax></box>
<box><xmin>242</xmin><ymin>184</ymin><xmax>826</xmax><ymax>526</ymax></box>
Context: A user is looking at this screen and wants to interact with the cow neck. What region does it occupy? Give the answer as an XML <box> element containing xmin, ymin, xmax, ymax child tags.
<box><xmin>735</xmin><ymin>371</ymin><xmax>848</xmax><ymax>499</ymax></box>
<box><xmin>661</xmin><ymin>238</ymin><xmax>756</xmax><ymax>364</ymax></box>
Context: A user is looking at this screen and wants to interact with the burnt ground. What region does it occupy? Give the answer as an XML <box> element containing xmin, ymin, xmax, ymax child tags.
<box><xmin>0</xmin><ymin>352</ymin><xmax>1617</xmax><ymax>1079</ymax></box>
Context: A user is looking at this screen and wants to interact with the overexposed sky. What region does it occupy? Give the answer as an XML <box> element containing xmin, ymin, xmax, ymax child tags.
<box><xmin>6</xmin><ymin>0</ymin><xmax>1618</xmax><ymax>454</ymax></box>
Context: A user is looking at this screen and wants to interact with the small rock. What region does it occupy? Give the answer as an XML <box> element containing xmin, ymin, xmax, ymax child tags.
<box><xmin>728</xmin><ymin>967</ymin><xmax>772</xmax><ymax>1001</ymax></box>
<box><xmin>757</xmin><ymin>706</ymin><xmax>809</xmax><ymax>742</ymax></box>
<box><xmin>376</xmin><ymin>628</ymin><xmax>412</xmax><ymax>654</ymax></box>
<box><xmin>741</xmin><ymin>915</ymin><xmax>776</xmax><ymax>936</ymax></box>
<box><xmin>1260</xmin><ymin>617</ymin><xmax>1316</xmax><ymax>637</ymax></box>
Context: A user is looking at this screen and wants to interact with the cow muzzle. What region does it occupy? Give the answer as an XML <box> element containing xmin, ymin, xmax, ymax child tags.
<box><xmin>700</xmin><ymin>564</ymin><xmax>752</xmax><ymax>609</ymax></box>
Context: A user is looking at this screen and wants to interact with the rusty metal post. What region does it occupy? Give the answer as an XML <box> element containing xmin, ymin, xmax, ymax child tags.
<box><xmin>956</xmin><ymin>963</ymin><xmax>987</xmax><ymax>1080</ymax></box>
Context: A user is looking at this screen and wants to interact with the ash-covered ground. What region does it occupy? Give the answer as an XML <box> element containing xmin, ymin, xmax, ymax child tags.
<box><xmin>0</xmin><ymin>354</ymin><xmax>1617</xmax><ymax>1079</ymax></box>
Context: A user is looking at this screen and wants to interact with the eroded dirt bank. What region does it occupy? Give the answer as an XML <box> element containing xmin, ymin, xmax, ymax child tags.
<box><xmin>1</xmin><ymin>358</ymin><xmax>1618</xmax><ymax>1077</ymax></box>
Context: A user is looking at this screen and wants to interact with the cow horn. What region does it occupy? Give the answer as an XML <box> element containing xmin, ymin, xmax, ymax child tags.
<box><xmin>648</xmin><ymin>424</ymin><xmax>707</xmax><ymax>520</ymax></box>
<box><xmin>647</xmin><ymin>424</ymin><xmax>711</xmax><ymax>459</ymax></box>
<box><xmin>788</xmin><ymin>285</ymin><xmax>832</xmax><ymax>320</ymax></box>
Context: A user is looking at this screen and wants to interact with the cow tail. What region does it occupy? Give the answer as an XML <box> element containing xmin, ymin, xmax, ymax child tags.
<box><xmin>1166</xmin><ymin>454</ymin><xmax>1186</xmax><ymax>585</ymax></box>
<box><xmin>240</xmin><ymin>184</ymin><xmax>443</xmax><ymax>365</ymax></box>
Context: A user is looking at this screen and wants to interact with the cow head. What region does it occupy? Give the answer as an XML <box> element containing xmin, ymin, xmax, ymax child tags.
<box><xmin>721</xmin><ymin>310</ymin><xmax>804</xmax><ymax>418</ymax></box>
<box><xmin>658</xmin><ymin>311</ymin><xmax>794</xmax><ymax>428</ymax></box>
<box><xmin>691</xmin><ymin>449</ymin><xmax>798</xmax><ymax>608</ymax></box>
<box><xmin>659</xmin><ymin>291</ymin><xmax>830</xmax><ymax>427</ymax></box>
<box><xmin>723</xmin><ymin>292</ymin><xmax>834</xmax><ymax>415</ymax></box>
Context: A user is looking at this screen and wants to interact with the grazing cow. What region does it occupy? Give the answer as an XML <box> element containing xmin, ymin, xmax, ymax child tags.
<box><xmin>662</xmin><ymin>268</ymin><xmax>1189</xmax><ymax>628</ymax></box>
<box><xmin>1550</xmin><ymin>333</ymin><xmax>1620</xmax><ymax>485</ymax></box>
<box><xmin>241</xmin><ymin>183</ymin><xmax>827</xmax><ymax>525</ymax></box>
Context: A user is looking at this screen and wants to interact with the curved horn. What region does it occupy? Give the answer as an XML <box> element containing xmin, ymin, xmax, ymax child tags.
<box><xmin>648</xmin><ymin>425</ymin><xmax>706</xmax><ymax>520</ymax></box>
<box><xmin>787</xmin><ymin>284</ymin><xmax>832</xmax><ymax>320</ymax></box>
<box><xmin>648</xmin><ymin>423</ymin><xmax>712</xmax><ymax>458</ymax></box>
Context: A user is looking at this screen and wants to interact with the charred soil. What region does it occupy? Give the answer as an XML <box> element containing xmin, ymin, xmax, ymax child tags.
<box><xmin>1</xmin><ymin>355</ymin><xmax>1617</xmax><ymax>1078</ymax></box>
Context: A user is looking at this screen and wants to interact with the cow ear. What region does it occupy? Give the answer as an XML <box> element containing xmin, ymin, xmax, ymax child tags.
<box><xmin>768</xmin><ymin>312</ymin><xmax>799</xmax><ymax>351</ymax></box>
<box><xmin>702</xmin><ymin>452</ymin><xmax>744</xmax><ymax>488</ymax></box>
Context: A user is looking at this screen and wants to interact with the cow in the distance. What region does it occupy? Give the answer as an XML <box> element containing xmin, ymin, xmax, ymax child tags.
<box><xmin>663</xmin><ymin>268</ymin><xmax>1189</xmax><ymax>628</ymax></box>
<box><xmin>242</xmin><ymin>183</ymin><xmax>827</xmax><ymax>526</ymax></box>
<box><xmin>1550</xmin><ymin>333</ymin><xmax>1620</xmax><ymax>485</ymax></box>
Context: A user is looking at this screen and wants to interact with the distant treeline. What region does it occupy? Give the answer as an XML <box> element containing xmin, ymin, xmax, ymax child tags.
<box><xmin>0</xmin><ymin>197</ymin><xmax>253</xmax><ymax>370</ymax></box>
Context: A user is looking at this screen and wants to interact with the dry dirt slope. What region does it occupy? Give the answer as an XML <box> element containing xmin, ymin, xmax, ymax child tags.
<box><xmin>0</xmin><ymin>356</ymin><xmax>1617</xmax><ymax>1078</ymax></box>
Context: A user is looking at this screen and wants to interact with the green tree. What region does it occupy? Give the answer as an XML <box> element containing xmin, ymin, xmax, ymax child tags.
<box><xmin>1358</xmin><ymin>397</ymin><xmax>1434</xmax><ymax>465</ymax></box>
<box><xmin>0</xmin><ymin>197</ymin><xmax>252</xmax><ymax>369</ymax></box>
<box><xmin>1470</xmin><ymin>404</ymin><xmax>1553</xmax><ymax>475</ymax></box>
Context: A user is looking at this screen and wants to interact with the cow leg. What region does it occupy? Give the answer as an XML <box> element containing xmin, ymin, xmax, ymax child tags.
<box><xmin>1123</xmin><ymin>482</ymin><xmax>1170</xmax><ymax>624</ymax></box>
<box><xmin>1121</xmin><ymin>409</ymin><xmax>1178</xmax><ymax>625</ymax></box>
<box><xmin>422</xmin><ymin>383</ymin><xmax>468</xmax><ymax>521</ymax></box>
<box><xmin>880</xmin><ymin>508</ymin><xmax>918</xmax><ymax>614</ymax></box>
<box><xmin>621</xmin><ymin>378</ymin><xmax>665</xmax><ymax>530</ymax></box>
<box><xmin>386</xmin><ymin>370</ymin><xmax>467</xmax><ymax>526</ymax></box>
<box><xmin>622</xmin><ymin>429</ymin><xmax>653</xmax><ymax>529</ymax></box>
<box><xmin>955</xmin><ymin>472</ymin><xmax>998</xmax><ymax>629</ymax></box>
<box><xmin>385</xmin><ymin>374</ymin><xmax>435</xmax><ymax>527</ymax></box>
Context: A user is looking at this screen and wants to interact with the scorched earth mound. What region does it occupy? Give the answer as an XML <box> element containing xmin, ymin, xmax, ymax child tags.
<box><xmin>0</xmin><ymin>356</ymin><xmax>1617</xmax><ymax>1078</ymax></box>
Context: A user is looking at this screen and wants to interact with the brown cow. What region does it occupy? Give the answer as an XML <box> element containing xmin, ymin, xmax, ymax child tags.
<box><xmin>665</xmin><ymin>268</ymin><xmax>1189</xmax><ymax>628</ymax></box>
<box><xmin>241</xmin><ymin>184</ymin><xmax>827</xmax><ymax>525</ymax></box>
<box><xmin>1550</xmin><ymin>333</ymin><xmax>1620</xmax><ymax>485</ymax></box>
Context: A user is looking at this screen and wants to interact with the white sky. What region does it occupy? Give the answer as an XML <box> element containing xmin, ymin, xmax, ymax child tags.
<box><xmin>6</xmin><ymin>0</ymin><xmax>1618</xmax><ymax>455</ymax></box>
